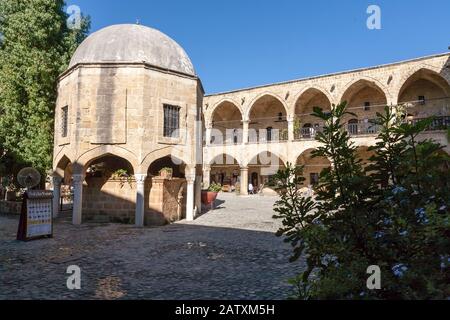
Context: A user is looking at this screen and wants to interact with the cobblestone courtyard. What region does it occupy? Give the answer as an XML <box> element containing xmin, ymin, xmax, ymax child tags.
<box><xmin>0</xmin><ymin>193</ymin><xmax>305</xmax><ymax>300</ymax></box>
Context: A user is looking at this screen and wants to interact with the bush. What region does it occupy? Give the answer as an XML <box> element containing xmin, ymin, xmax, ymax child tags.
<box><xmin>273</xmin><ymin>103</ymin><xmax>450</xmax><ymax>299</ymax></box>
<box><xmin>208</xmin><ymin>183</ymin><xmax>222</xmax><ymax>193</ymax></box>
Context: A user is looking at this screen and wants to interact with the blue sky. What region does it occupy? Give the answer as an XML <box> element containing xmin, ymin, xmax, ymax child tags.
<box><xmin>69</xmin><ymin>0</ymin><xmax>450</xmax><ymax>94</ymax></box>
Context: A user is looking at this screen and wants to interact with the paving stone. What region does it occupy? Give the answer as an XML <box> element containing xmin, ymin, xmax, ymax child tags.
<box><xmin>0</xmin><ymin>193</ymin><xmax>305</xmax><ymax>300</ymax></box>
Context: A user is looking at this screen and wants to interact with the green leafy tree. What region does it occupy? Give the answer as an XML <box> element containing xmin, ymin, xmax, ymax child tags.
<box><xmin>274</xmin><ymin>103</ymin><xmax>450</xmax><ymax>299</ymax></box>
<box><xmin>0</xmin><ymin>0</ymin><xmax>89</xmax><ymax>173</ymax></box>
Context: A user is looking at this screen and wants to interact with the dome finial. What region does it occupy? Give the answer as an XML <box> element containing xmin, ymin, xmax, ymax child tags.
<box><xmin>136</xmin><ymin>18</ymin><xmax>140</xmax><ymax>25</ymax></box>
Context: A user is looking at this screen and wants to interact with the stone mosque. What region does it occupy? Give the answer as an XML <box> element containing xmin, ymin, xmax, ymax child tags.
<box><xmin>52</xmin><ymin>24</ymin><xmax>450</xmax><ymax>226</ymax></box>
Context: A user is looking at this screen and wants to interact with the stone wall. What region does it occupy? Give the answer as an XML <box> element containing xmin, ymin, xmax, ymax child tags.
<box><xmin>81</xmin><ymin>176</ymin><xmax>187</xmax><ymax>226</ymax></box>
<box><xmin>82</xmin><ymin>177</ymin><xmax>136</xmax><ymax>223</ymax></box>
<box><xmin>145</xmin><ymin>177</ymin><xmax>186</xmax><ymax>226</ymax></box>
<box><xmin>53</xmin><ymin>64</ymin><xmax>202</xmax><ymax>175</ymax></box>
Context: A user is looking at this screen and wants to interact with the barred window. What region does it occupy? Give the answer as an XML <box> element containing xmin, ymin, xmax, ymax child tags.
<box><xmin>163</xmin><ymin>104</ymin><xmax>180</xmax><ymax>138</ymax></box>
<box><xmin>61</xmin><ymin>106</ymin><xmax>68</xmax><ymax>138</ymax></box>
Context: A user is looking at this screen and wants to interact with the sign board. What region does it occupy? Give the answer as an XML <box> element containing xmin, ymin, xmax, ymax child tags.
<box><xmin>17</xmin><ymin>190</ymin><xmax>53</xmax><ymax>241</ymax></box>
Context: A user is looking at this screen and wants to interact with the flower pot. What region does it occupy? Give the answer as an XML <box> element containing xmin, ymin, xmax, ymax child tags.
<box><xmin>201</xmin><ymin>190</ymin><xmax>218</xmax><ymax>205</ymax></box>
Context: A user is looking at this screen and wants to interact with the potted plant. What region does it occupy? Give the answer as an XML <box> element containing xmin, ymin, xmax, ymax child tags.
<box><xmin>159</xmin><ymin>167</ymin><xmax>173</xmax><ymax>179</ymax></box>
<box><xmin>111</xmin><ymin>169</ymin><xmax>133</xmax><ymax>188</ymax></box>
<box><xmin>201</xmin><ymin>182</ymin><xmax>222</xmax><ymax>205</ymax></box>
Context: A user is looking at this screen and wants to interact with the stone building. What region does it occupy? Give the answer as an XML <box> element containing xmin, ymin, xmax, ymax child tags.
<box><xmin>52</xmin><ymin>24</ymin><xmax>203</xmax><ymax>226</ymax></box>
<box><xmin>52</xmin><ymin>24</ymin><xmax>450</xmax><ymax>226</ymax></box>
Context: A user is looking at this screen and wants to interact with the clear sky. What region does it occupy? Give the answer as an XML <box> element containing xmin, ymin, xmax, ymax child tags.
<box><xmin>68</xmin><ymin>0</ymin><xmax>450</xmax><ymax>94</ymax></box>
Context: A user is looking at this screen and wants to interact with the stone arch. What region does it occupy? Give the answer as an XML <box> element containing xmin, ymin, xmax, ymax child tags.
<box><xmin>53</xmin><ymin>154</ymin><xmax>73</xmax><ymax>182</ymax></box>
<box><xmin>246</xmin><ymin>93</ymin><xmax>290</xmax><ymax>142</ymax></box>
<box><xmin>206</xmin><ymin>98</ymin><xmax>244</xmax><ymax>125</ymax></box>
<box><xmin>293</xmin><ymin>85</ymin><xmax>334</xmax><ymax>116</ymax></box>
<box><xmin>296</xmin><ymin>148</ymin><xmax>332</xmax><ymax>187</ymax></box>
<box><xmin>209</xmin><ymin>153</ymin><xmax>242</xmax><ymax>167</ymax></box>
<box><xmin>398</xmin><ymin>66</ymin><xmax>450</xmax><ymax>97</ymax></box>
<box><xmin>246</xmin><ymin>150</ymin><xmax>287</xmax><ymax>188</ymax></box>
<box><xmin>396</xmin><ymin>64</ymin><xmax>450</xmax><ymax>101</ymax></box>
<box><xmin>246</xmin><ymin>149</ymin><xmax>288</xmax><ymax>168</ymax></box>
<box><xmin>208</xmin><ymin>153</ymin><xmax>242</xmax><ymax>189</ymax></box>
<box><xmin>396</xmin><ymin>66</ymin><xmax>450</xmax><ymax>118</ymax></box>
<box><xmin>208</xmin><ymin>98</ymin><xmax>244</xmax><ymax>145</ymax></box>
<box><xmin>245</xmin><ymin>92</ymin><xmax>289</xmax><ymax>121</ymax></box>
<box><xmin>340</xmin><ymin>77</ymin><xmax>390</xmax><ymax>107</ymax></box>
<box><xmin>77</xmin><ymin>145</ymin><xmax>139</xmax><ymax>174</ymax></box>
<box><xmin>140</xmin><ymin>147</ymin><xmax>191</xmax><ymax>174</ymax></box>
<box><xmin>53</xmin><ymin>147</ymin><xmax>75</xmax><ymax>171</ymax></box>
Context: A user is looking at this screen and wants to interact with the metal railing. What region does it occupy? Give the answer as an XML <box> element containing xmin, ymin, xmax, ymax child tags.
<box><xmin>294</xmin><ymin>126</ymin><xmax>324</xmax><ymax>140</ymax></box>
<box><xmin>347</xmin><ymin>120</ymin><xmax>381</xmax><ymax>136</ymax></box>
<box><xmin>407</xmin><ymin>116</ymin><xmax>450</xmax><ymax>131</ymax></box>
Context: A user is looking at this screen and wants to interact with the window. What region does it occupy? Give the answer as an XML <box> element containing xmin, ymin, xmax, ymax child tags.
<box><xmin>61</xmin><ymin>106</ymin><xmax>68</xmax><ymax>138</ymax></box>
<box><xmin>364</xmin><ymin>101</ymin><xmax>371</xmax><ymax>111</ymax></box>
<box><xmin>310</xmin><ymin>173</ymin><xmax>319</xmax><ymax>186</ymax></box>
<box><xmin>163</xmin><ymin>104</ymin><xmax>180</xmax><ymax>138</ymax></box>
<box><xmin>278</xmin><ymin>112</ymin><xmax>283</xmax><ymax>121</ymax></box>
<box><xmin>348</xmin><ymin>119</ymin><xmax>359</xmax><ymax>135</ymax></box>
<box><xmin>418</xmin><ymin>96</ymin><xmax>426</xmax><ymax>105</ymax></box>
<box><xmin>266</xmin><ymin>127</ymin><xmax>273</xmax><ymax>141</ymax></box>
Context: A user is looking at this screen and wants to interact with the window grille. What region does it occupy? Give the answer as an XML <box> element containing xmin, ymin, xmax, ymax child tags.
<box><xmin>163</xmin><ymin>104</ymin><xmax>180</xmax><ymax>138</ymax></box>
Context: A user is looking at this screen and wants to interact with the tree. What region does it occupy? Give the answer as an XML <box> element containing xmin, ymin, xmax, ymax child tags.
<box><xmin>0</xmin><ymin>0</ymin><xmax>89</xmax><ymax>174</ymax></box>
<box><xmin>274</xmin><ymin>103</ymin><xmax>450</xmax><ymax>299</ymax></box>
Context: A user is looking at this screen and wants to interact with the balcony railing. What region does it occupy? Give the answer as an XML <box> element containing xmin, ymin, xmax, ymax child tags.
<box><xmin>206</xmin><ymin>115</ymin><xmax>450</xmax><ymax>145</ymax></box>
<box><xmin>407</xmin><ymin>116</ymin><xmax>450</xmax><ymax>131</ymax></box>
<box><xmin>347</xmin><ymin>120</ymin><xmax>381</xmax><ymax>136</ymax></box>
<box><xmin>294</xmin><ymin>126</ymin><xmax>324</xmax><ymax>140</ymax></box>
<box><xmin>249</xmin><ymin>130</ymin><xmax>288</xmax><ymax>144</ymax></box>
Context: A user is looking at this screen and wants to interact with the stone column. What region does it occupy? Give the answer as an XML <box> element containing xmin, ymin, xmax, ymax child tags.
<box><xmin>186</xmin><ymin>174</ymin><xmax>195</xmax><ymax>221</ymax></box>
<box><xmin>205</xmin><ymin>125</ymin><xmax>212</xmax><ymax>146</ymax></box>
<box><xmin>240</xmin><ymin>167</ymin><xmax>249</xmax><ymax>195</ymax></box>
<box><xmin>288</xmin><ymin>118</ymin><xmax>295</xmax><ymax>141</ymax></box>
<box><xmin>203</xmin><ymin>165</ymin><xmax>211</xmax><ymax>189</ymax></box>
<box><xmin>72</xmin><ymin>174</ymin><xmax>84</xmax><ymax>225</ymax></box>
<box><xmin>195</xmin><ymin>175</ymin><xmax>202</xmax><ymax>214</ymax></box>
<box><xmin>52</xmin><ymin>176</ymin><xmax>62</xmax><ymax>218</ymax></box>
<box><xmin>242</xmin><ymin>120</ymin><xmax>249</xmax><ymax>144</ymax></box>
<box><xmin>135</xmin><ymin>174</ymin><xmax>147</xmax><ymax>227</ymax></box>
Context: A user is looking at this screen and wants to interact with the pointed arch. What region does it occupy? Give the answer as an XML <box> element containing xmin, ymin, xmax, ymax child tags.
<box><xmin>245</xmin><ymin>92</ymin><xmax>289</xmax><ymax>121</ymax></box>
<box><xmin>140</xmin><ymin>146</ymin><xmax>190</xmax><ymax>174</ymax></box>
<box><xmin>77</xmin><ymin>145</ymin><xmax>139</xmax><ymax>173</ymax></box>
<box><xmin>397</xmin><ymin>66</ymin><xmax>450</xmax><ymax>102</ymax></box>
<box><xmin>340</xmin><ymin>77</ymin><xmax>390</xmax><ymax>106</ymax></box>
<box><xmin>293</xmin><ymin>85</ymin><xmax>333</xmax><ymax>115</ymax></box>
<box><xmin>207</xmin><ymin>98</ymin><xmax>243</xmax><ymax>123</ymax></box>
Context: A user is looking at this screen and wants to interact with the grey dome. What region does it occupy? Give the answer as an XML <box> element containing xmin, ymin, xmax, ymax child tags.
<box><xmin>69</xmin><ymin>24</ymin><xmax>195</xmax><ymax>75</ymax></box>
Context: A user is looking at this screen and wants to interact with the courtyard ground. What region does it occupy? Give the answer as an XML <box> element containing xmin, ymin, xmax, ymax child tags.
<box><xmin>0</xmin><ymin>193</ymin><xmax>305</xmax><ymax>300</ymax></box>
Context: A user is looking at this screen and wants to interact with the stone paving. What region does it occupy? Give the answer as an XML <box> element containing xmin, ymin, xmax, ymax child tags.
<box><xmin>0</xmin><ymin>193</ymin><xmax>305</xmax><ymax>300</ymax></box>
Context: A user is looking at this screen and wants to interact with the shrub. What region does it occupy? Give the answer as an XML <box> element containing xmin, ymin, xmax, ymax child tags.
<box><xmin>273</xmin><ymin>103</ymin><xmax>450</xmax><ymax>299</ymax></box>
<box><xmin>208</xmin><ymin>183</ymin><xmax>222</xmax><ymax>193</ymax></box>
